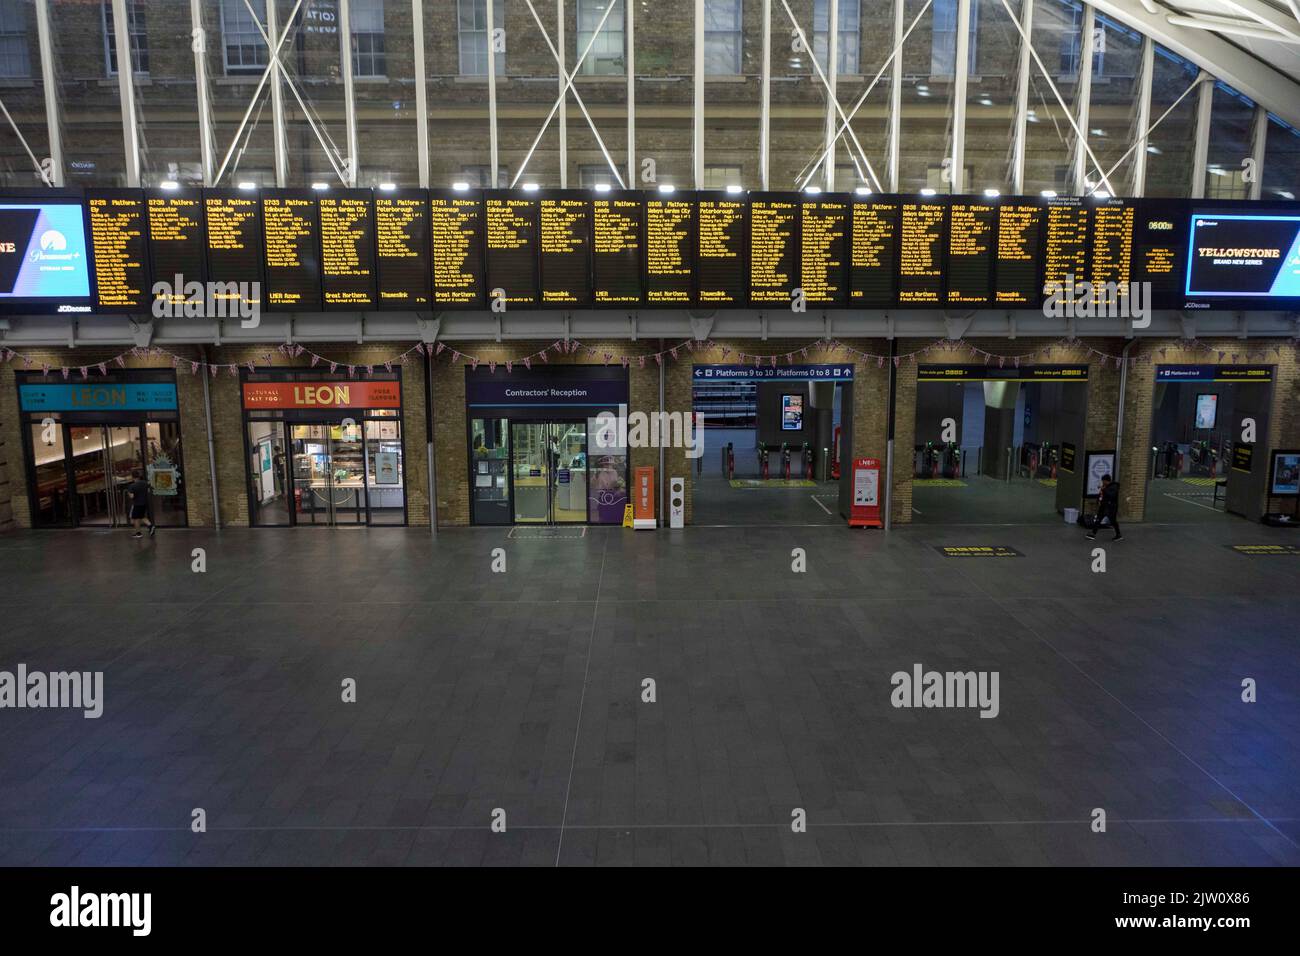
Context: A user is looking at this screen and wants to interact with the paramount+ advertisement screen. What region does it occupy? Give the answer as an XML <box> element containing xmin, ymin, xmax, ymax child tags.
<box><xmin>0</xmin><ymin>195</ymin><xmax>92</xmax><ymax>313</ymax></box>
<box><xmin>1186</xmin><ymin>209</ymin><xmax>1300</xmax><ymax>309</ymax></box>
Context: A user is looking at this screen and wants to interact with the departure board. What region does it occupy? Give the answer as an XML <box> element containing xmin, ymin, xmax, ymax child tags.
<box><xmin>1132</xmin><ymin>198</ymin><xmax>1184</xmax><ymax>309</ymax></box>
<box><xmin>750</xmin><ymin>195</ymin><xmax>799</xmax><ymax>306</ymax></box>
<box><xmin>429</xmin><ymin>191</ymin><xmax>485</xmax><ymax>308</ymax></box>
<box><xmin>86</xmin><ymin>189</ymin><xmax>149</xmax><ymax>312</ymax></box>
<box><xmin>1088</xmin><ymin>199</ymin><xmax>1135</xmax><ymax>307</ymax></box>
<box><xmin>1043</xmin><ymin>201</ymin><xmax>1089</xmax><ymax>295</ymax></box>
<box><xmin>591</xmin><ymin>192</ymin><xmax>643</xmax><ymax>305</ymax></box>
<box><xmin>484</xmin><ymin>191</ymin><xmax>538</xmax><ymax>307</ymax></box>
<box><xmin>800</xmin><ymin>197</ymin><xmax>848</xmax><ymax>307</ymax></box>
<box><xmin>898</xmin><ymin>200</ymin><xmax>945</xmax><ymax>304</ymax></box>
<box><xmin>849</xmin><ymin>198</ymin><xmax>898</xmax><ymax>305</ymax></box>
<box><xmin>203</xmin><ymin>190</ymin><xmax>263</xmax><ymax>311</ymax></box>
<box><xmin>374</xmin><ymin>189</ymin><xmax>430</xmax><ymax>309</ymax></box>
<box><xmin>697</xmin><ymin>195</ymin><xmax>747</xmax><ymax>306</ymax></box>
<box><xmin>994</xmin><ymin>202</ymin><xmax>1043</xmax><ymax>306</ymax></box>
<box><xmin>946</xmin><ymin>200</ymin><xmax>996</xmax><ymax>306</ymax></box>
<box><xmin>146</xmin><ymin>190</ymin><xmax>205</xmax><ymax>309</ymax></box>
<box><xmin>539</xmin><ymin>193</ymin><xmax>590</xmax><ymax>307</ymax></box>
<box><xmin>261</xmin><ymin>191</ymin><xmax>321</xmax><ymax>311</ymax></box>
<box><xmin>644</xmin><ymin>195</ymin><xmax>694</xmax><ymax>305</ymax></box>
<box><xmin>318</xmin><ymin>189</ymin><xmax>376</xmax><ymax>309</ymax></box>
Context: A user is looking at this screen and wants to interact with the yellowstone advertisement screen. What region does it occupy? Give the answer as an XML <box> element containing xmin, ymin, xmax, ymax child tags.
<box><xmin>1186</xmin><ymin>212</ymin><xmax>1300</xmax><ymax>303</ymax></box>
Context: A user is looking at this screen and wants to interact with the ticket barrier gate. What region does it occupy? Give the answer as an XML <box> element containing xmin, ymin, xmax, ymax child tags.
<box><xmin>759</xmin><ymin>446</ymin><xmax>770</xmax><ymax>480</ymax></box>
<box><xmin>803</xmin><ymin>443</ymin><xmax>814</xmax><ymax>480</ymax></box>
<box><xmin>781</xmin><ymin>443</ymin><xmax>791</xmax><ymax>481</ymax></box>
<box><xmin>722</xmin><ymin>442</ymin><xmax>735</xmax><ymax>479</ymax></box>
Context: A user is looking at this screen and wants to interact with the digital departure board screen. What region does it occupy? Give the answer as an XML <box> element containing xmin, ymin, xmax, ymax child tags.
<box><xmin>750</xmin><ymin>194</ymin><xmax>799</xmax><ymax>306</ymax></box>
<box><xmin>318</xmin><ymin>189</ymin><xmax>376</xmax><ymax>309</ymax></box>
<box><xmin>203</xmin><ymin>190</ymin><xmax>263</xmax><ymax>312</ymax></box>
<box><xmin>946</xmin><ymin>199</ymin><xmax>995</xmax><ymax>306</ymax></box>
<box><xmin>374</xmin><ymin>190</ymin><xmax>430</xmax><ymax>308</ymax></box>
<box><xmin>898</xmin><ymin>200</ymin><xmax>945</xmax><ymax>304</ymax></box>
<box><xmin>430</xmin><ymin>191</ymin><xmax>485</xmax><ymax>308</ymax></box>
<box><xmin>1133</xmin><ymin>198</ymin><xmax>1184</xmax><ymax>309</ymax></box>
<box><xmin>261</xmin><ymin>190</ymin><xmax>321</xmax><ymax>311</ymax></box>
<box><xmin>1042</xmin><ymin>200</ymin><xmax>1089</xmax><ymax>296</ymax></box>
<box><xmin>994</xmin><ymin>201</ymin><xmax>1043</xmax><ymax>306</ymax></box>
<box><xmin>0</xmin><ymin>193</ymin><xmax>91</xmax><ymax>314</ymax></box>
<box><xmin>849</xmin><ymin>198</ymin><xmax>898</xmax><ymax>306</ymax></box>
<box><xmin>484</xmin><ymin>191</ymin><xmax>538</xmax><ymax>307</ymax></box>
<box><xmin>87</xmin><ymin>189</ymin><xmax>149</xmax><ymax>312</ymax></box>
<box><xmin>1089</xmin><ymin>199</ymin><xmax>1135</xmax><ymax>308</ymax></box>
<box><xmin>1185</xmin><ymin>206</ymin><xmax>1300</xmax><ymax>307</ymax></box>
<box><xmin>697</xmin><ymin>195</ymin><xmax>747</xmax><ymax>306</ymax></box>
<box><xmin>644</xmin><ymin>195</ymin><xmax>694</xmax><ymax>306</ymax></box>
<box><xmin>801</xmin><ymin>197</ymin><xmax>848</xmax><ymax>308</ymax></box>
<box><xmin>539</xmin><ymin>192</ymin><xmax>590</xmax><ymax>307</ymax></box>
<box><xmin>591</xmin><ymin>192</ymin><xmax>642</xmax><ymax>305</ymax></box>
<box><xmin>146</xmin><ymin>190</ymin><xmax>206</xmax><ymax>309</ymax></box>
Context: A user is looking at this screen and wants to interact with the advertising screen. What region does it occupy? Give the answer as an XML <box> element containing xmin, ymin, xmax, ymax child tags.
<box><xmin>1270</xmin><ymin>451</ymin><xmax>1300</xmax><ymax>496</ymax></box>
<box><xmin>1194</xmin><ymin>393</ymin><xmax>1218</xmax><ymax>430</ymax></box>
<box><xmin>1186</xmin><ymin>212</ymin><xmax>1300</xmax><ymax>301</ymax></box>
<box><xmin>782</xmin><ymin>394</ymin><xmax>804</xmax><ymax>431</ymax></box>
<box><xmin>0</xmin><ymin>198</ymin><xmax>92</xmax><ymax>312</ymax></box>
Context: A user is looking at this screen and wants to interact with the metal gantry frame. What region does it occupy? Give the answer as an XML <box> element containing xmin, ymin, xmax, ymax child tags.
<box><xmin>15</xmin><ymin>0</ymin><xmax>1300</xmax><ymax>202</ymax></box>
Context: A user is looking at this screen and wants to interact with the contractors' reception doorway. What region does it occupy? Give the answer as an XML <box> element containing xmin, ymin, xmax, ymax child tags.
<box><xmin>467</xmin><ymin>366</ymin><xmax>629</xmax><ymax>526</ymax></box>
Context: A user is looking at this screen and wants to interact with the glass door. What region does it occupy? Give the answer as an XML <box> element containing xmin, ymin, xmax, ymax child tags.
<box><xmin>328</xmin><ymin>422</ymin><xmax>366</xmax><ymax>525</ymax></box>
<box><xmin>29</xmin><ymin>420</ymin><xmax>73</xmax><ymax>527</ymax></box>
<box><xmin>510</xmin><ymin>421</ymin><xmax>588</xmax><ymax>524</ymax></box>
<box><xmin>78</xmin><ymin>425</ymin><xmax>144</xmax><ymax>527</ymax></box>
<box><xmin>291</xmin><ymin>424</ymin><xmax>333</xmax><ymax>525</ymax></box>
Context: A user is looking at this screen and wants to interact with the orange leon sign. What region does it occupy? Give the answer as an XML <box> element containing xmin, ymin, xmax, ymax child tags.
<box><xmin>241</xmin><ymin>381</ymin><xmax>402</xmax><ymax>410</ymax></box>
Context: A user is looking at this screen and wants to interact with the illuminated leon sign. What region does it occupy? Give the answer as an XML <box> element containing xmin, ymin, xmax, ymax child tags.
<box><xmin>18</xmin><ymin>383</ymin><xmax>177</xmax><ymax>412</ymax></box>
<box><xmin>241</xmin><ymin>380</ymin><xmax>401</xmax><ymax>410</ymax></box>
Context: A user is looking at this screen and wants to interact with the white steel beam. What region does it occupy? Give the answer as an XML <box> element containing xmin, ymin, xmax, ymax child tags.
<box><xmin>887</xmin><ymin>0</ymin><xmax>903</xmax><ymax>191</ymax></box>
<box><xmin>824</xmin><ymin>0</ymin><xmax>839</xmax><ymax>191</ymax></box>
<box><xmin>1129</xmin><ymin>34</ymin><xmax>1153</xmax><ymax>197</ymax></box>
<box><xmin>1070</xmin><ymin>4</ymin><xmax>1095</xmax><ymax>195</ymax></box>
<box><xmin>950</xmin><ymin>0</ymin><xmax>971</xmax><ymax>194</ymax></box>
<box><xmin>627</xmin><ymin>0</ymin><xmax>635</xmax><ymax>186</ymax></box>
<box><xmin>760</xmin><ymin>0</ymin><xmax>771</xmax><ymax>189</ymax></box>
<box><xmin>340</xmin><ymin>0</ymin><xmax>359</xmax><ymax>185</ymax></box>
<box><xmin>486</xmin><ymin>0</ymin><xmax>499</xmax><ymax>186</ymax></box>
<box><xmin>33</xmin><ymin>0</ymin><xmax>61</xmax><ymax>186</ymax></box>
<box><xmin>413</xmin><ymin>0</ymin><xmax>429</xmax><ymax>187</ymax></box>
<box><xmin>190</xmin><ymin>0</ymin><xmax>215</xmax><ymax>184</ymax></box>
<box><xmin>1190</xmin><ymin>71</ymin><xmax>1213</xmax><ymax>199</ymax></box>
<box><xmin>1086</xmin><ymin>0</ymin><xmax>1300</xmax><ymax>130</ymax></box>
<box><xmin>111</xmin><ymin>0</ymin><xmax>141</xmax><ymax>186</ymax></box>
<box><xmin>266</xmin><ymin>0</ymin><xmax>289</xmax><ymax>187</ymax></box>
<box><xmin>1010</xmin><ymin>0</ymin><xmax>1033</xmax><ymax>194</ymax></box>
<box><xmin>694</xmin><ymin>0</ymin><xmax>704</xmax><ymax>189</ymax></box>
<box><xmin>557</xmin><ymin>1</ymin><xmax>567</xmax><ymax>188</ymax></box>
<box><xmin>1249</xmin><ymin>103</ymin><xmax>1267</xmax><ymax>200</ymax></box>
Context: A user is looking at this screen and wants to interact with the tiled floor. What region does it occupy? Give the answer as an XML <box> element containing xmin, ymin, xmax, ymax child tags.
<box><xmin>0</xmin><ymin>517</ymin><xmax>1297</xmax><ymax>866</ymax></box>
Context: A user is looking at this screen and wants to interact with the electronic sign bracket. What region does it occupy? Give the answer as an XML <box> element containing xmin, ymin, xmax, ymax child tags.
<box><xmin>943</xmin><ymin>315</ymin><xmax>974</xmax><ymax>341</ymax></box>
<box><xmin>1066</xmin><ymin>316</ymin><xmax>1078</xmax><ymax>340</ymax></box>
<box><xmin>1179</xmin><ymin>314</ymin><xmax>1197</xmax><ymax>340</ymax></box>
<box><xmin>688</xmin><ymin>314</ymin><xmax>715</xmax><ymax>343</ymax></box>
<box><xmin>1007</xmin><ymin>313</ymin><xmax>1018</xmax><ymax>339</ymax></box>
<box><xmin>127</xmin><ymin>318</ymin><xmax>154</xmax><ymax>348</ymax></box>
<box><xmin>628</xmin><ymin>316</ymin><xmax>637</xmax><ymax>341</ymax></box>
<box><xmin>1236</xmin><ymin>313</ymin><xmax>1249</xmax><ymax>340</ymax></box>
<box><xmin>415</xmin><ymin>315</ymin><xmax>441</xmax><ymax>344</ymax></box>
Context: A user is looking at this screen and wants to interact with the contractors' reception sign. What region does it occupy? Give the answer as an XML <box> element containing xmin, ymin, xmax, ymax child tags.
<box><xmin>241</xmin><ymin>380</ymin><xmax>401</xmax><ymax>409</ymax></box>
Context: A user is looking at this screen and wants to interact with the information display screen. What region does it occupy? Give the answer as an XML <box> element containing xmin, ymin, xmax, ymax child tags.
<box><xmin>0</xmin><ymin>194</ymin><xmax>92</xmax><ymax>313</ymax></box>
<box><xmin>203</xmin><ymin>190</ymin><xmax>263</xmax><ymax>312</ymax></box>
<box><xmin>484</xmin><ymin>191</ymin><xmax>538</xmax><ymax>307</ymax></box>
<box><xmin>849</xmin><ymin>198</ymin><xmax>898</xmax><ymax>306</ymax></box>
<box><xmin>430</xmin><ymin>190</ymin><xmax>485</xmax><ymax>308</ymax></box>
<box><xmin>750</xmin><ymin>194</ymin><xmax>799</xmax><ymax>306</ymax></box>
<box><xmin>87</xmin><ymin>189</ymin><xmax>150</xmax><ymax>312</ymax></box>
<box><xmin>318</xmin><ymin>189</ymin><xmax>376</xmax><ymax>309</ymax></box>
<box><xmin>1089</xmin><ymin>199</ymin><xmax>1135</xmax><ymax>308</ymax></box>
<box><xmin>994</xmin><ymin>201</ymin><xmax>1043</xmax><ymax>306</ymax></box>
<box><xmin>644</xmin><ymin>194</ymin><xmax>694</xmax><ymax>305</ymax></box>
<box><xmin>946</xmin><ymin>199</ymin><xmax>996</xmax><ymax>306</ymax></box>
<box><xmin>697</xmin><ymin>195</ymin><xmax>747</xmax><ymax>306</ymax></box>
<box><xmin>592</xmin><ymin>192</ymin><xmax>642</xmax><ymax>305</ymax></box>
<box><xmin>898</xmin><ymin>199</ymin><xmax>945</xmax><ymax>304</ymax></box>
<box><xmin>146</xmin><ymin>190</ymin><xmax>206</xmax><ymax>310</ymax></box>
<box><xmin>801</xmin><ymin>196</ymin><xmax>848</xmax><ymax>307</ymax></box>
<box><xmin>539</xmin><ymin>192</ymin><xmax>590</xmax><ymax>307</ymax></box>
<box><xmin>261</xmin><ymin>191</ymin><xmax>321</xmax><ymax>310</ymax></box>
<box><xmin>1185</xmin><ymin>207</ymin><xmax>1300</xmax><ymax>306</ymax></box>
<box><xmin>1132</xmin><ymin>198</ymin><xmax>1184</xmax><ymax>310</ymax></box>
<box><xmin>1043</xmin><ymin>200</ymin><xmax>1089</xmax><ymax>296</ymax></box>
<box><xmin>374</xmin><ymin>189</ymin><xmax>430</xmax><ymax>308</ymax></box>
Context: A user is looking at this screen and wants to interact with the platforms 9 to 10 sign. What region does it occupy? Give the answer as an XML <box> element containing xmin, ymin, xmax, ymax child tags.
<box><xmin>25</xmin><ymin>186</ymin><xmax>1298</xmax><ymax>315</ymax></box>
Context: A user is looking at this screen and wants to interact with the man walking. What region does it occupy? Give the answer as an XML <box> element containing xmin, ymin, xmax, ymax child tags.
<box><xmin>1086</xmin><ymin>473</ymin><xmax>1122</xmax><ymax>541</ymax></box>
<box><xmin>126</xmin><ymin>469</ymin><xmax>156</xmax><ymax>539</ymax></box>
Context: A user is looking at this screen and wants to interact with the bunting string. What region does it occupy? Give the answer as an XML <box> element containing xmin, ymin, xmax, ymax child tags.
<box><xmin>0</xmin><ymin>334</ymin><xmax>1293</xmax><ymax>379</ymax></box>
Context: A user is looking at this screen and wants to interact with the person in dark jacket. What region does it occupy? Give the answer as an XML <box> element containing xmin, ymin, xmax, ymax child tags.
<box><xmin>126</xmin><ymin>469</ymin><xmax>155</xmax><ymax>539</ymax></box>
<box><xmin>1086</xmin><ymin>474</ymin><xmax>1122</xmax><ymax>541</ymax></box>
